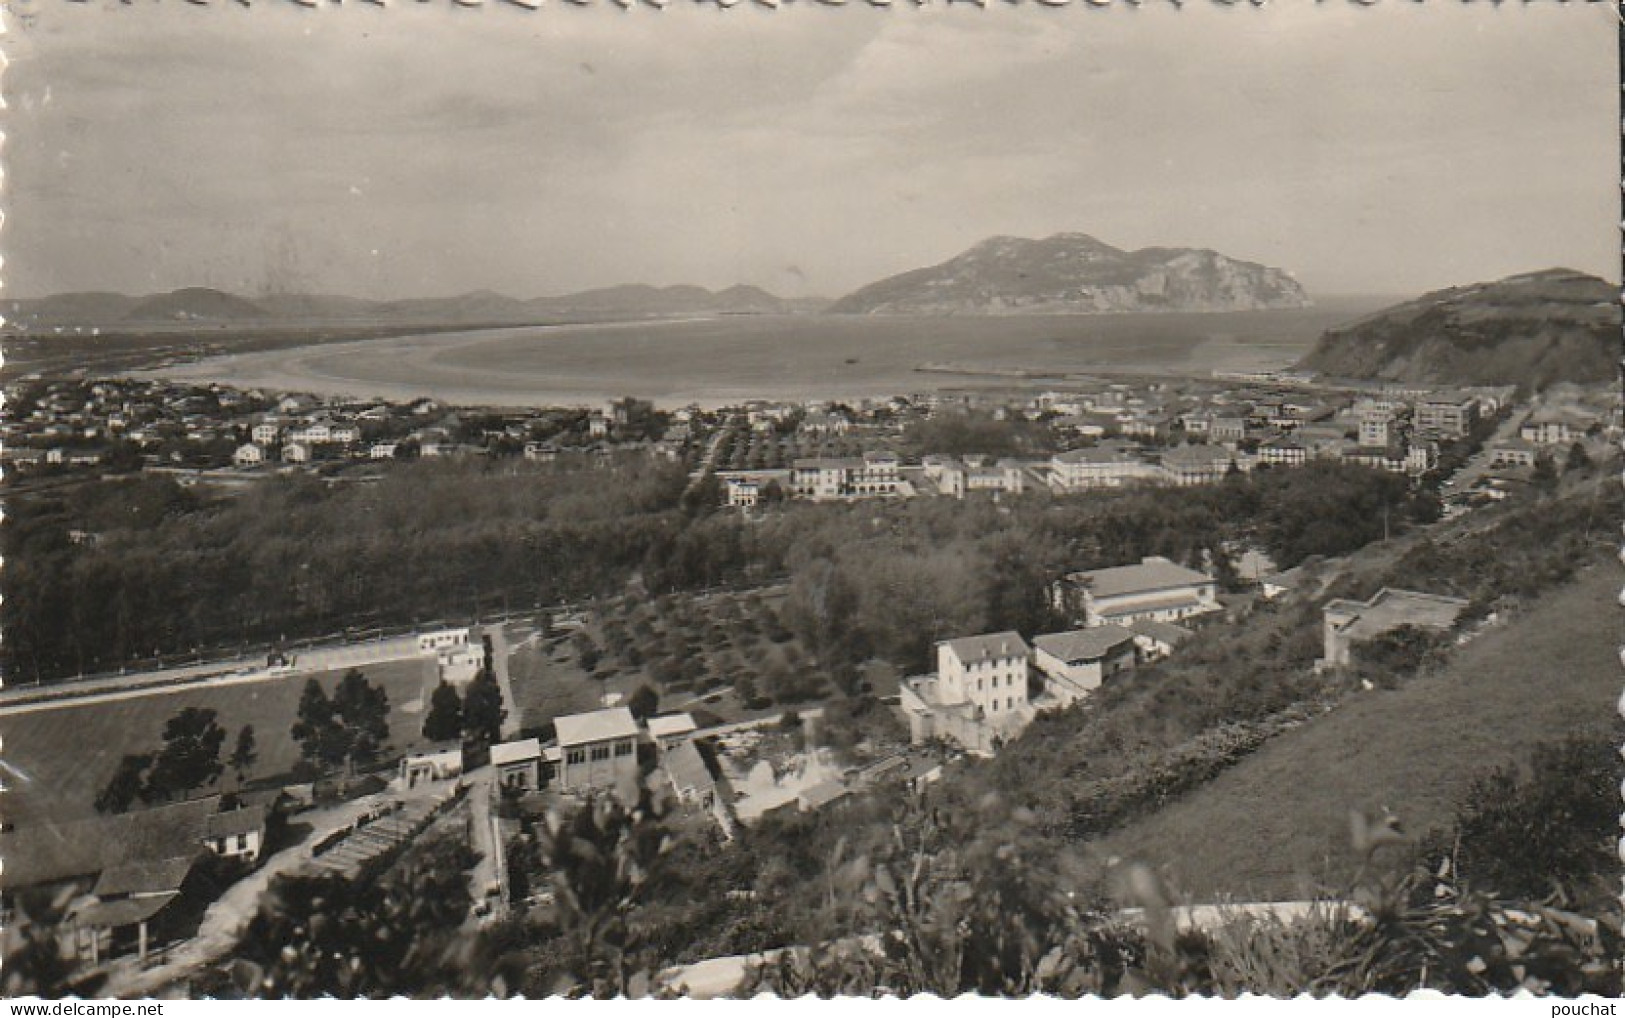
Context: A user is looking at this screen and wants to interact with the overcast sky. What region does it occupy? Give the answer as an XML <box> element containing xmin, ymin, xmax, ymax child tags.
<box><xmin>5</xmin><ymin>1</ymin><xmax>1617</xmax><ymax>301</ymax></box>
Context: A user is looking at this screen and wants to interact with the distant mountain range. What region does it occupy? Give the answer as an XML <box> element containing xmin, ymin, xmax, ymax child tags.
<box><xmin>2</xmin><ymin>283</ymin><xmax>820</xmax><ymax>330</ymax></box>
<box><xmin>1295</xmin><ymin>268</ymin><xmax>1620</xmax><ymax>388</ymax></box>
<box><xmin>826</xmin><ymin>233</ymin><xmax>1311</xmax><ymax>315</ymax></box>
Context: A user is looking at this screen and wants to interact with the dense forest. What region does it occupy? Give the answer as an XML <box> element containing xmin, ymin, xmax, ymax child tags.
<box><xmin>3</xmin><ymin>457</ymin><xmax>1426</xmax><ymax>683</ymax></box>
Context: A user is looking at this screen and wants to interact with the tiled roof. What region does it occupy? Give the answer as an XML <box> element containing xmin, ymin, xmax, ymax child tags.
<box><xmin>940</xmin><ymin>631</ymin><xmax>1029</xmax><ymax>662</ymax></box>
<box><xmin>646</xmin><ymin>713</ymin><xmax>698</xmax><ymax>739</ymax></box>
<box><xmin>92</xmin><ymin>856</ymin><xmax>196</xmax><ymax>898</ymax></box>
<box><xmin>1033</xmin><ymin>626</ymin><xmax>1137</xmax><ymax>663</ymax></box>
<box><xmin>204</xmin><ymin>804</ymin><xmax>267</xmax><ymax>841</ymax></box>
<box><xmin>1069</xmin><ymin>557</ymin><xmax>1212</xmax><ymax>600</ymax></box>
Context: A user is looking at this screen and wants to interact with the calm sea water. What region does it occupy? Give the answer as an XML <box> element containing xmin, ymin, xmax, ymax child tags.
<box><xmin>155</xmin><ymin>298</ymin><xmax>1389</xmax><ymax>408</ymax></box>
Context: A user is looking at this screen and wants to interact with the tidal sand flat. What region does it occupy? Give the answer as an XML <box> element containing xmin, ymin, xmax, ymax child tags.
<box><xmin>146</xmin><ymin>300</ymin><xmax>1386</xmax><ymax>408</ymax></box>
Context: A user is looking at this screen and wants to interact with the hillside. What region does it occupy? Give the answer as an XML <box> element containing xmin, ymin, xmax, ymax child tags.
<box><xmin>530</xmin><ymin>282</ymin><xmax>794</xmax><ymax>317</ymax></box>
<box><xmin>4</xmin><ymin>281</ymin><xmax>800</xmax><ymax>331</ymax></box>
<box><xmin>1091</xmin><ymin>560</ymin><xmax>1620</xmax><ymax>901</ymax></box>
<box><xmin>1296</xmin><ymin>268</ymin><xmax>1619</xmax><ymax>388</ymax></box>
<box><xmin>827</xmin><ymin>233</ymin><xmax>1310</xmax><ymax>315</ymax></box>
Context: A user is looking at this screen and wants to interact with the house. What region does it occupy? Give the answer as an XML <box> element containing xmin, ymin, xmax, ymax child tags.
<box><xmin>437</xmin><ymin>642</ymin><xmax>484</xmax><ymax>685</ymax></box>
<box><xmin>1320</xmin><ymin>588</ymin><xmax>1470</xmax><ymax>669</ymax></box>
<box><xmin>1415</xmin><ymin>395</ymin><xmax>1479</xmax><ymax>440</ymax></box>
<box><xmin>250</xmin><ymin>419</ymin><xmax>282</xmax><ymax>446</ymax></box>
<box><xmin>588</xmin><ymin>412</ymin><xmax>611</xmax><ymax>438</ymax></box>
<box><xmin>71</xmin><ymin>856</ymin><xmax>200</xmax><ymax>965</ymax></box>
<box><xmin>370</xmin><ymin>442</ymin><xmax>399</xmax><ymax>460</ymax></box>
<box><xmin>232</xmin><ymin>442</ymin><xmax>265</xmax><ymax>468</ymax></box>
<box><xmin>1050</xmin><ymin>447</ymin><xmax>1150</xmax><ymax>491</ymax></box>
<box><xmin>553</xmin><ymin>707</ymin><xmax>641</xmax><ymax>794</ymax></box>
<box><xmin>1488</xmin><ymin>439</ymin><xmax>1538</xmax><ymax>469</ymax></box>
<box><xmin>491</xmin><ymin>738</ymin><xmax>544</xmax><ymax>790</ymax></box>
<box><xmin>1057</xmin><ymin>556</ymin><xmax>1220</xmax><ymax>627</ymax></box>
<box><xmin>1126</xmin><ymin>618</ymin><xmax>1193</xmax><ymax>662</ymax></box>
<box><xmin>798</xmin><ymin>409</ymin><xmax>851</xmax><ymax>437</ymax></box>
<box><xmin>1032</xmin><ymin>626</ymin><xmax>1137</xmax><ymax>707</ymax></box>
<box><xmin>399</xmin><ymin>749</ymin><xmax>464</xmax><ymax>789</ymax></box>
<box><xmin>1210</xmin><ymin>417</ymin><xmax>1248</xmax><ymax>445</ymax></box>
<box><xmin>646</xmin><ymin>713</ymin><xmax>699</xmax><ymax>753</ymax></box>
<box><xmin>898</xmin><ymin>632</ymin><xmax>1033</xmax><ymax>756</ymax></box>
<box><xmin>726</xmin><ymin>479</ymin><xmax>760</xmax><ymax>509</ymax></box>
<box><xmin>1255</xmin><ymin>437</ymin><xmax>1307</xmax><ymax>468</ymax></box>
<box><xmin>1520</xmin><ymin>407</ymin><xmax>1591</xmax><ymax>446</ymax></box>
<box><xmin>203</xmin><ymin>804</ymin><xmax>267</xmax><ymax>863</ymax></box>
<box><xmin>281</xmin><ymin>441</ymin><xmax>311</xmax><ymax>464</ymax></box>
<box><xmin>1160</xmin><ymin>444</ymin><xmax>1244</xmax><ymax>486</ymax></box>
<box><xmin>1357</xmin><ymin>408</ymin><xmax>1397</xmax><ymax>449</ymax></box>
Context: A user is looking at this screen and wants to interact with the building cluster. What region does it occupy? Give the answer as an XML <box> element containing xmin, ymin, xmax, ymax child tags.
<box><xmin>0</xmin><ymin>795</ymin><xmax>267</xmax><ymax>966</ymax></box>
<box><xmin>2</xmin><ymin>379</ymin><xmax>702</xmax><ymax>478</ymax></box>
<box><xmin>899</xmin><ymin>555</ymin><xmax>1212</xmax><ymax>755</ymax></box>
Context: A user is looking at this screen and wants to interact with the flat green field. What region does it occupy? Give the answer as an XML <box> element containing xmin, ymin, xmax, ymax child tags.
<box><xmin>1092</xmin><ymin>559</ymin><xmax>1622</xmax><ymax>902</ymax></box>
<box><xmin>0</xmin><ymin>656</ymin><xmax>437</xmax><ymax>829</ymax></box>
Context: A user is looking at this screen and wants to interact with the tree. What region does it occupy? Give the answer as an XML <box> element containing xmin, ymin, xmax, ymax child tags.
<box><xmin>292</xmin><ymin>678</ymin><xmax>345</xmax><ymax>771</ymax></box>
<box><xmin>463</xmin><ymin>666</ymin><xmax>507</xmax><ymax>749</ymax></box>
<box><xmin>331</xmin><ymin>668</ymin><xmax>391</xmax><ymax>776</ymax></box>
<box><xmin>627</xmin><ymin>684</ymin><xmax>659</xmax><ymax>721</ymax></box>
<box><xmin>1531</xmin><ymin>453</ymin><xmax>1559</xmax><ymax>492</ymax></box>
<box><xmin>147</xmin><ymin>707</ymin><xmax>228</xmax><ymax>800</ymax></box>
<box><xmin>95</xmin><ymin>752</ymin><xmax>154</xmax><ymax>814</ymax></box>
<box><xmin>1565</xmin><ymin>442</ymin><xmax>1592</xmax><ymax>473</ymax></box>
<box><xmin>423</xmin><ymin>680</ymin><xmax>465</xmax><ymax>743</ymax></box>
<box><xmin>230</xmin><ymin>725</ymin><xmax>259</xmax><ymax>785</ymax></box>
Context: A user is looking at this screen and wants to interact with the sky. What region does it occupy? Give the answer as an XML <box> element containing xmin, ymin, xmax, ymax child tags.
<box><xmin>3</xmin><ymin>1</ymin><xmax>1618</xmax><ymax>302</ymax></box>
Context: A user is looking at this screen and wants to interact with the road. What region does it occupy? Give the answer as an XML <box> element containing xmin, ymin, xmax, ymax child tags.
<box><xmin>486</xmin><ymin>623</ymin><xmax>521</xmax><ymax>740</ymax></box>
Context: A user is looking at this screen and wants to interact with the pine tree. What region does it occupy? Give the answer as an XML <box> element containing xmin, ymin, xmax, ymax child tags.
<box><xmin>423</xmin><ymin>680</ymin><xmax>465</xmax><ymax>743</ymax></box>
<box><xmin>462</xmin><ymin>666</ymin><xmax>507</xmax><ymax>749</ymax></box>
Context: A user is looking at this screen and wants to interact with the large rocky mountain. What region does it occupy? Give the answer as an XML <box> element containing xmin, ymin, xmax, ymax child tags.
<box><xmin>1296</xmin><ymin>268</ymin><xmax>1619</xmax><ymax>388</ymax></box>
<box><xmin>3</xmin><ymin>282</ymin><xmax>804</xmax><ymax>329</ymax></box>
<box><xmin>826</xmin><ymin>233</ymin><xmax>1311</xmax><ymax>315</ymax></box>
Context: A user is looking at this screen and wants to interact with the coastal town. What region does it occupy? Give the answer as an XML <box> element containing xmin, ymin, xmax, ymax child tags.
<box><xmin>2</xmin><ymin>356</ymin><xmax>1618</xmax><ymax>996</ymax></box>
<box><xmin>5</xmin><ymin>370</ymin><xmax>1612</xmax><ymax>516</ymax></box>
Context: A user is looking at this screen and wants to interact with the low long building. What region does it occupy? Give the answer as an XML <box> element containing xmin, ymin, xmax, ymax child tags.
<box><xmin>1056</xmin><ymin>556</ymin><xmax>1221</xmax><ymax>627</ymax></box>
<box><xmin>1032</xmin><ymin>626</ymin><xmax>1137</xmax><ymax>706</ymax></box>
<box><xmin>1321</xmin><ymin>588</ymin><xmax>1470</xmax><ymax>668</ymax></box>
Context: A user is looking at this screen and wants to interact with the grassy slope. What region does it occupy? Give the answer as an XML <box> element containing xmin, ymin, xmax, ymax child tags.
<box><xmin>1091</xmin><ymin>558</ymin><xmax>1621</xmax><ymax>902</ymax></box>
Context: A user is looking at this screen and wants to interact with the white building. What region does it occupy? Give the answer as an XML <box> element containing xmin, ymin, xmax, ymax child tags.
<box><xmin>552</xmin><ymin>707</ymin><xmax>641</xmax><ymax>795</ymax></box>
<box><xmin>232</xmin><ymin>443</ymin><xmax>265</xmax><ymax>468</ymax></box>
<box><xmin>418</xmin><ymin>628</ymin><xmax>472</xmax><ymax>654</ymax></box>
<box><xmin>898</xmin><ymin>632</ymin><xmax>1033</xmax><ymax>756</ymax></box>
<box><xmin>1050</xmin><ymin>447</ymin><xmax>1151</xmax><ymax>491</ymax></box>
<box><xmin>1032</xmin><ymin>626</ymin><xmax>1137</xmax><ymax>707</ymax></box>
<box><xmin>1057</xmin><ymin>556</ymin><xmax>1220</xmax><ymax>627</ymax></box>
<box><xmin>203</xmin><ymin>805</ymin><xmax>266</xmax><ymax>863</ymax></box>
<box><xmin>492</xmin><ymin>738</ymin><xmax>544</xmax><ymax>790</ymax></box>
<box><xmin>281</xmin><ymin>442</ymin><xmax>311</xmax><ymax>464</ymax></box>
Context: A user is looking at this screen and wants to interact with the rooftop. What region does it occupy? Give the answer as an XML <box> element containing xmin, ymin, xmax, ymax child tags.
<box><xmin>1033</xmin><ymin>626</ymin><xmax>1137</xmax><ymax>663</ymax></box>
<box><xmin>92</xmin><ymin>856</ymin><xmax>197</xmax><ymax>899</ymax></box>
<box><xmin>940</xmin><ymin>631</ymin><xmax>1029</xmax><ymax>662</ymax></box>
<box><xmin>491</xmin><ymin>737</ymin><xmax>544</xmax><ymax>767</ymax></box>
<box><xmin>1127</xmin><ymin>617</ymin><xmax>1195</xmax><ymax>645</ymax></box>
<box><xmin>555</xmin><ymin>706</ymin><xmax>640</xmax><ymax>747</ymax></box>
<box><xmin>1324</xmin><ymin>588</ymin><xmax>1470</xmax><ymax>641</ymax></box>
<box><xmin>0</xmin><ymin>795</ymin><xmax>220</xmax><ymax>890</ymax></box>
<box><xmin>1069</xmin><ymin>556</ymin><xmax>1214</xmax><ymax>600</ymax></box>
<box><xmin>646</xmin><ymin>713</ymin><xmax>698</xmax><ymax>739</ymax></box>
<box><xmin>204</xmin><ymin>804</ymin><xmax>267</xmax><ymax>840</ymax></box>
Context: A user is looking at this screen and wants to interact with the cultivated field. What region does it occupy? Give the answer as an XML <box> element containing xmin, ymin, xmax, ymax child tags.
<box><xmin>0</xmin><ymin>656</ymin><xmax>437</xmax><ymax>829</ymax></box>
<box><xmin>1092</xmin><ymin>559</ymin><xmax>1621</xmax><ymax>901</ymax></box>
